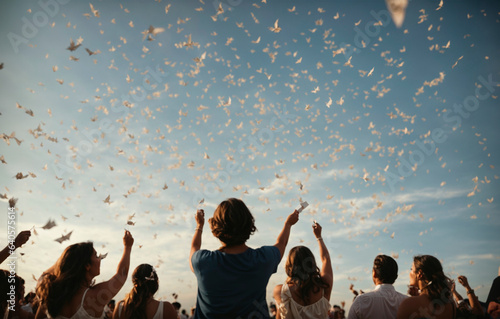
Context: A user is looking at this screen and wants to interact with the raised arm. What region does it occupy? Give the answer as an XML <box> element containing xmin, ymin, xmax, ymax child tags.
<box><xmin>91</xmin><ymin>230</ymin><xmax>134</xmax><ymax>308</ymax></box>
<box><xmin>190</xmin><ymin>209</ymin><xmax>204</xmax><ymax>272</ymax></box>
<box><xmin>313</xmin><ymin>222</ymin><xmax>333</xmax><ymax>299</ymax></box>
<box><xmin>0</xmin><ymin>230</ymin><xmax>31</xmax><ymax>264</ymax></box>
<box><xmin>273</xmin><ymin>210</ymin><xmax>299</xmax><ymax>260</ymax></box>
<box><xmin>451</xmin><ymin>280</ymin><xmax>463</xmax><ymax>304</ymax></box>
<box><xmin>458</xmin><ymin>275</ymin><xmax>484</xmax><ymax>317</ymax></box>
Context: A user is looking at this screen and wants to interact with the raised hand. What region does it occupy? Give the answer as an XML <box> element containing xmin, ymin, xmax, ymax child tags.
<box><xmin>14</xmin><ymin>230</ymin><xmax>31</xmax><ymax>248</ymax></box>
<box><xmin>312</xmin><ymin>221</ymin><xmax>322</xmax><ymax>239</ymax></box>
<box><xmin>196</xmin><ymin>209</ymin><xmax>205</xmax><ymax>228</ymax></box>
<box><xmin>285</xmin><ymin>210</ymin><xmax>299</xmax><ymax>226</ymax></box>
<box><xmin>123</xmin><ymin>230</ymin><xmax>134</xmax><ymax>248</ymax></box>
<box><xmin>458</xmin><ymin>275</ymin><xmax>470</xmax><ymax>289</ymax></box>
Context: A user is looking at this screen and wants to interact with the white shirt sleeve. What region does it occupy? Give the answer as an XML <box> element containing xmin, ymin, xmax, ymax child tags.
<box><xmin>347</xmin><ymin>299</ymin><xmax>360</xmax><ymax>319</ymax></box>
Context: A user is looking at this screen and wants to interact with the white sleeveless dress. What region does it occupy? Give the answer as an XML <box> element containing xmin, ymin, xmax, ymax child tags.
<box><xmin>118</xmin><ymin>300</ymin><xmax>164</xmax><ymax>319</ymax></box>
<box><xmin>50</xmin><ymin>288</ymin><xmax>104</xmax><ymax>319</ymax></box>
<box><xmin>278</xmin><ymin>283</ymin><xmax>331</xmax><ymax>319</ymax></box>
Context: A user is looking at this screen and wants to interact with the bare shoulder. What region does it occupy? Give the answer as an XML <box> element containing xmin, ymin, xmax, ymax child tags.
<box><xmin>162</xmin><ymin>301</ymin><xmax>178</xmax><ymax>319</ymax></box>
<box><xmin>274</xmin><ymin>284</ymin><xmax>283</xmax><ymax>301</ymax></box>
<box><xmin>397</xmin><ymin>295</ymin><xmax>427</xmax><ymax>319</ymax></box>
<box><xmin>400</xmin><ymin>295</ymin><xmax>425</xmax><ymax>307</ymax></box>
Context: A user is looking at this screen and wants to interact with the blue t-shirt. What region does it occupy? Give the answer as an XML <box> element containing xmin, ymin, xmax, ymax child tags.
<box><xmin>191</xmin><ymin>246</ymin><xmax>281</xmax><ymax>319</ymax></box>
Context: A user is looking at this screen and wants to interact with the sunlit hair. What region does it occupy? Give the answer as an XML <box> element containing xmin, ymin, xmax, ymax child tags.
<box><xmin>122</xmin><ymin>264</ymin><xmax>159</xmax><ymax>319</ymax></box>
<box><xmin>285</xmin><ymin>246</ymin><xmax>330</xmax><ymax>304</ymax></box>
<box><xmin>209</xmin><ymin>198</ymin><xmax>257</xmax><ymax>247</ymax></box>
<box><xmin>373</xmin><ymin>255</ymin><xmax>398</xmax><ymax>284</ymax></box>
<box><xmin>36</xmin><ymin>242</ymin><xmax>94</xmax><ymax>317</ymax></box>
<box><xmin>413</xmin><ymin>255</ymin><xmax>453</xmax><ymax>305</ymax></box>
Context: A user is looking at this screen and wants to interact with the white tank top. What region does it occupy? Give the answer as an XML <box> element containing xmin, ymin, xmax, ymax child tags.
<box><xmin>118</xmin><ymin>300</ymin><xmax>164</xmax><ymax>319</ymax></box>
<box><xmin>278</xmin><ymin>283</ymin><xmax>331</xmax><ymax>319</ymax></box>
<box><xmin>50</xmin><ymin>288</ymin><xmax>104</xmax><ymax>319</ymax></box>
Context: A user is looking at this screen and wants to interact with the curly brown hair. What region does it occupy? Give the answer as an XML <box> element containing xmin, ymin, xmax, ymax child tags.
<box><xmin>209</xmin><ymin>198</ymin><xmax>256</xmax><ymax>247</ymax></box>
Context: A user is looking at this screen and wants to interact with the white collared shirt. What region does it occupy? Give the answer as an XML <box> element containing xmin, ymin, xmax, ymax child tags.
<box><xmin>347</xmin><ymin>284</ymin><xmax>408</xmax><ymax>319</ymax></box>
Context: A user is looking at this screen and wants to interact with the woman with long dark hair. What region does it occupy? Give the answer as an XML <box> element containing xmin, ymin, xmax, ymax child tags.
<box><xmin>397</xmin><ymin>255</ymin><xmax>456</xmax><ymax>319</ymax></box>
<box><xmin>112</xmin><ymin>264</ymin><xmax>176</xmax><ymax>319</ymax></box>
<box><xmin>273</xmin><ymin>222</ymin><xmax>333</xmax><ymax>319</ymax></box>
<box><xmin>190</xmin><ymin>198</ymin><xmax>299</xmax><ymax>318</ymax></box>
<box><xmin>35</xmin><ymin>230</ymin><xmax>134</xmax><ymax>319</ymax></box>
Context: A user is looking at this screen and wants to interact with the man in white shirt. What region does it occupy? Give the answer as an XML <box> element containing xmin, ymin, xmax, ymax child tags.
<box><xmin>347</xmin><ymin>255</ymin><xmax>407</xmax><ymax>319</ymax></box>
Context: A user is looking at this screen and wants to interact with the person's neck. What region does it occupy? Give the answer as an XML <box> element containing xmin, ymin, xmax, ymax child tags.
<box><xmin>219</xmin><ymin>243</ymin><xmax>248</xmax><ymax>254</ymax></box>
<box><xmin>373</xmin><ymin>278</ymin><xmax>385</xmax><ymax>286</ymax></box>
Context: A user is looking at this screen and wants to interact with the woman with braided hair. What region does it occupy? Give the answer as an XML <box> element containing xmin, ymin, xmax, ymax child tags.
<box><xmin>397</xmin><ymin>255</ymin><xmax>456</xmax><ymax>319</ymax></box>
<box><xmin>112</xmin><ymin>264</ymin><xmax>176</xmax><ymax>319</ymax></box>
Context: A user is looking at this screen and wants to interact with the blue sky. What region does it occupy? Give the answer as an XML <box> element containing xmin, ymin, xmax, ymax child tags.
<box><xmin>1</xmin><ymin>0</ymin><xmax>499</xmax><ymax>313</ymax></box>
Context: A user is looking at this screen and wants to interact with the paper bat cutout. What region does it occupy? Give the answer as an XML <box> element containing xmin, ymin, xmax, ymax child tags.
<box><xmin>41</xmin><ymin>219</ymin><xmax>57</xmax><ymax>230</ymax></box>
<box><xmin>55</xmin><ymin>231</ymin><xmax>73</xmax><ymax>244</ymax></box>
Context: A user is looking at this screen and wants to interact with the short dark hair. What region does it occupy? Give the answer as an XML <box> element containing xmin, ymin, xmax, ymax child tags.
<box><xmin>373</xmin><ymin>255</ymin><xmax>398</xmax><ymax>284</ymax></box>
<box><xmin>210</xmin><ymin>198</ymin><xmax>256</xmax><ymax>247</ymax></box>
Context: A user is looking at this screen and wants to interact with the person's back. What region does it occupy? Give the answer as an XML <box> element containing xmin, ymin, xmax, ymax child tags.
<box><xmin>192</xmin><ymin>246</ymin><xmax>281</xmax><ymax>318</ymax></box>
<box><xmin>287</xmin><ymin>282</ymin><xmax>326</xmax><ymax>306</ymax></box>
<box><xmin>274</xmin><ymin>222</ymin><xmax>333</xmax><ymax>319</ymax></box>
<box><xmin>347</xmin><ymin>285</ymin><xmax>407</xmax><ymax>319</ymax></box>
<box><xmin>112</xmin><ymin>264</ymin><xmax>177</xmax><ymax>319</ymax></box>
<box><xmin>52</xmin><ymin>288</ymin><xmax>101</xmax><ymax>319</ymax></box>
<box><xmin>279</xmin><ymin>281</ymin><xmax>331</xmax><ymax>319</ymax></box>
<box><xmin>115</xmin><ymin>300</ymin><xmax>174</xmax><ymax>319</ymax></box>
<box><xmin>189</xmin><ymin>199</ymin><xmax>300</xmax><ymax>319</ymax></box>
<box><xmin>347</xmin><ymin>255</ymin><xmax>407</xmax><ymax>319</ymax></box>
<box><xmin>397</xmin><ymin>294</ymin><xmax>455</xmax><ymax>319</ymax></box>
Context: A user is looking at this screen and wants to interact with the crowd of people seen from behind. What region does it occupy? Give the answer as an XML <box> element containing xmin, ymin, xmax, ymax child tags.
<box><xmin>2</xmin><ymin>198</ymin><xmax>500</xmax><ymax>319</ymax></box>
